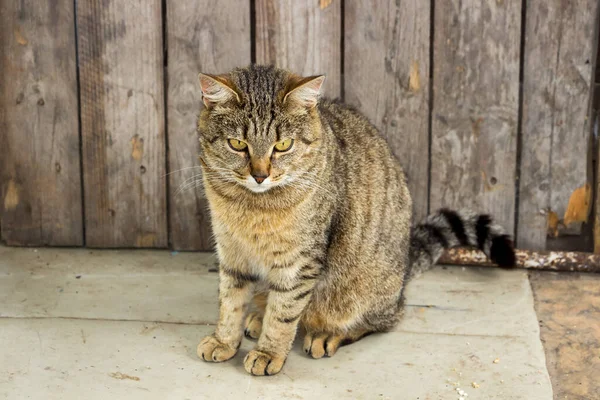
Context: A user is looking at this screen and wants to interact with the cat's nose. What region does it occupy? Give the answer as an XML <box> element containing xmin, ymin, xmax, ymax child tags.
<box><xmin>252</xmin><ymin>173</ymin><xmax>268</xmax><ymax>184</ymax></box>
<box><xmin>250</xmin><ymin>158</ymin><xmax>270</xmax><ymax>184</ymax></box>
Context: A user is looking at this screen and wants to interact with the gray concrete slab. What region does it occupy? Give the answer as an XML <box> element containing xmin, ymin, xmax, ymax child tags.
<box><xmin>0</xmin><ymin>246</ymin><xmax>553</xmax><ymax>399</ymax></box>
<box><xmin>400</xmin><ymin>266</ymin><xmax>542</xmax><ymax>337</ymax></box>
<box><xmin>0</xmin><ymin>246</ymin><xmax>219</xmax><ymax>323</ymax></box>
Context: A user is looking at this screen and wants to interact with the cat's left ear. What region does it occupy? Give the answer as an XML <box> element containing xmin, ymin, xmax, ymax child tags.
<box><xmin>284</xmin><ymin>75</ymin><xmax>325</xmax><ymax>109</ymax></box>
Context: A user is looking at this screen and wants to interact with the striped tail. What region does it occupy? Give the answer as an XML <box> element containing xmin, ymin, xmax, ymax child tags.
<box><xmin>408</xmin><ymin>209</ymin><xmax>516</xmax><ymax>279</ymax></box>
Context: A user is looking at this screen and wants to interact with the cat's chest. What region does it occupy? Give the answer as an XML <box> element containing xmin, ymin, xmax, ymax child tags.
<box><xmin>211</xmin><ymin>200</ymin><xmax>304</xmax><ymax>261</ymax></box>
<box><xmin>218</xmin><ymin>209</ymin><xmax>295</xmax><ymax>238</ymax></box>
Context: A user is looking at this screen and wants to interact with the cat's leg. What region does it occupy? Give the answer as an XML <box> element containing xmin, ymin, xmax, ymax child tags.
<box><xmin>301</xmin><ymin>294</ymin><xmax>404</xmax><ymax>359</ymax></box>
<box><xmin>302</xmin><ymin>328</ymin><xmax>372</xmax><ymax>359</ymax></box>
<box><xmin>243</xmin><ymin>261</ymin><xmax>320</xmax><ymax>376</ymax></box>
<box><xmin>244</xmin><ymin>292</ymin><xmax>267</xmax><ymax>339</ymax></box>
<box><xmin>197</xmin><ymin>265</ymin><xmax>257</xmax><ymax>363</ymax></box>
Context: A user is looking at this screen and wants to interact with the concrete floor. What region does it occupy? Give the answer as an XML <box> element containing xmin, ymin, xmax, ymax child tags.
<box><xmin>0</xmin><ymin>246</ymin><xmax>553</xmax><ymax>399</ymax></box>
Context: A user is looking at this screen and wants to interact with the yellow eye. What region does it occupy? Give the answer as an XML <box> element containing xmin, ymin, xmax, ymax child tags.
<box><xmin>274</xmin><ymin>138</ymin><xmax>294</xmax><ymax>152</ymax></box>
<box><xmin>227</xmin><ymin>139</ymin><xmax>248</xmax><ymax>151</ymax></box>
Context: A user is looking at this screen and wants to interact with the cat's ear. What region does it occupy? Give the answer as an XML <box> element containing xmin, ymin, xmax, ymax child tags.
<box><xmin>198</xmin><ymin>73</ymin><xmax>239</xmax><ymax>109</ymax></box>
<box><xmin>284</xmin><ymin>75</ymin><xmax>325</xmax><ymax>109</ymax></box>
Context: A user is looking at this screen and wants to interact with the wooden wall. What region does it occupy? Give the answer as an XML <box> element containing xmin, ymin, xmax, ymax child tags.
<box><xmin>1</xmin><ymin>0</ymin><xmax>83</xmax><ymax>246</ymax></box>
<box><xmin>1</xmin><ymin>0</ymin><xmax>599</xmax><ymax>252</ymax></box>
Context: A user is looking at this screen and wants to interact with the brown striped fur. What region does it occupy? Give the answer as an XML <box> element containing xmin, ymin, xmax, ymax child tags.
<box><xmin>195</xmin><ymin>65</ymin><xmax>515</xmax><ymax>376</ymax></box>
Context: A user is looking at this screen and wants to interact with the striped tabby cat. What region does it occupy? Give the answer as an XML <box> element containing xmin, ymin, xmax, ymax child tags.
<box><xmin>195</xmin><ymin>65</ymin><xmax>515</xmax><ymax>376</ymax></box>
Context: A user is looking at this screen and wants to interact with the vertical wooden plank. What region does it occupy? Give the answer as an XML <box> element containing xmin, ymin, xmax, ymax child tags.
<box><xmin>430</xmin><ymin>0</ymin><xmax>521</xmax><ymax>233</ymax></box>
<box><xmin>344</xmin><ymin>0</ymin><xmax>431</xmax><ymax>222</ymax></box>
<box><xmin>520</xmin><ymin>0</ymin><xmax>599</xmax><ymax>250</ymax></box>
<box><xmin>256</xmin><ymin>0</ymin><xmax>341</xmax><ymax>98</ymax></box>
<box><xmin>594</xmin><ymin>17</ymin><xmax>600</xmax><ymax>254</ymax></box>
<box><xmin>77</xmin><ymin>0</ymin><xmax>167</xmax><ymax>248</ymax></box>
<box><xmin>167</xmin><ymin>1</ymin><xmax>250</xmax><ymax>250</ymax></box>
<box><xmin>0</xmin><ymin>0</ymin><xmax>83</xmax><ymax>246</ymax></box>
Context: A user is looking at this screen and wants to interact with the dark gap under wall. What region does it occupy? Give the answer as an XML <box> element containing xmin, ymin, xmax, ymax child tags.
<box><xmin>340</xmin><ymin>0</ymin><xmax>345</xmax><ymax>102</ymax></box>
<box><xmin>74</xmin><ymin>0</ymin><xmax>87</xmax><ymax>247</ymax></box>
<box><xmin>426</xmin><ymin>0</ymin><xmax>435</xmax><ymax>216</ymax></box>
<box><xmin>250</xmin><ymin>0</ymin><xmax>256</xmax><ymax>64</ymax></box>
<box><xmin>161</xmin><ymin>0</ymin><xmax>172</xmax><ymax>249</ymax></box>
<box><xmin>513</xmin><ymin>0</ymin><xmax>528</xmax><ymax>243</ymax></box>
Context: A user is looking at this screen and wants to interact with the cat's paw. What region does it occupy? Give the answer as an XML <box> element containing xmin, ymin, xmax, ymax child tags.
<box><xmin>303</xmin><ymin>332</ymin><xmax>344</xmax><ymax>359</ymax></box>
<box><xmin>197</xmin><ymin>335</ymin><xmax>238</xmax><ymax>363</ymax></box>
<box><xmin>243</xmin><ymin>349</ymin><xmax>285</xmax><ymax>376</ymax></box>
<box><xmin>244</xmin><ymin>312</ymin><xmax>263</xmax><ymax>339</ymax></box>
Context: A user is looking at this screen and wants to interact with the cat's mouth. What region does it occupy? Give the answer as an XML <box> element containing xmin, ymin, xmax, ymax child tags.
<box><xmin>241</xmin><ymin>174</ymin><xmax>290</xmax><ymax>193</ymax></box>
<box><xmin>244</xmin><ymin>176</ymin><xmax>274</xmax><ymax>193</ymax></box>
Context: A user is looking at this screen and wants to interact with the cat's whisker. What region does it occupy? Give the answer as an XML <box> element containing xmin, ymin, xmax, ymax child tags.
<box><xmin>174</xmin><ymin>174</ymin><xmax>206</xmax><ymax>195</ymax></box>
<box><xmin>175</xmin><ymin>172</ymin><xmax>230</xmax><ymax>195</ymax></box>
<box><xmin>205</xmin><ymin>165</ymin><xmax>237</xmax><ymax>173</ymax></box>
<box><xmin>162</xmin><ymin>165</ymin><xmax>203</xmax><ymax>177</ymax></box>
<box><xmin>175</xmin><ymin>172</ymin><xmax>238</xmax><ymax>198</ymax></box>
<box><xmin>175</xmin><ymin>179</ymin><xmax>203</xmax><ymax>197</ymax></box>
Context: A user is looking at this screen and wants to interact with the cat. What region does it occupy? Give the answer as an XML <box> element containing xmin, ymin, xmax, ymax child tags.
<box><xmin>195</xmin><ymin>64</ymin><xmax>515</xmax><ymax>376</ymax></box>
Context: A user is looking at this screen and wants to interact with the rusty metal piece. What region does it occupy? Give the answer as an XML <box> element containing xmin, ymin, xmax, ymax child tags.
<box><xmin>438</xmin><ymin>248</ymin><xmax>600</xmax><ymax>273</ymax></box>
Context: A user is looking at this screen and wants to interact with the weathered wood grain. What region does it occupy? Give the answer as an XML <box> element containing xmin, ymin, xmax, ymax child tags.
<box><xmin>0</xmin><ymin>0</ymin><xmax>83</xmax><ymax>246</ymax></box>
<box><xmin>519</xmin><ymin>0</ymin><xmax>599</xmax><ymax>250</ymax></box>
<box><xmin>430</xmin><ymin>0</ymin><xmax>521</xmax><ymax>234</ymax></box>
<box><xmin>344</xmin><ymin>0</ymin><xmax>431</xmax><ymax>222</ymax></box>
<box><xmin>167</xmin><ymin>1</ymin><xmax>250</xmax><ymax>250</ymax></box>
<box><xmin>256</xmin><ymin>0</ymin><xmax>341</xmax><ymax>98</ymax></box>
<box><xmin>77</xmin><ymin>0</ymin><xmax>167</xmax><ymax>248</ymax></box>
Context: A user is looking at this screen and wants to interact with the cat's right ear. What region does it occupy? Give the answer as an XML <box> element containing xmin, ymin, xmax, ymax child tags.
<box><xmin>283</xmin><ymin>75</ymin><xmax>325</xmax><ymax>109</ymax></box>
<box><xmin>198</xmin><ymin>73</ymin><xmax>239</xmax><ymax>109</ymax></box>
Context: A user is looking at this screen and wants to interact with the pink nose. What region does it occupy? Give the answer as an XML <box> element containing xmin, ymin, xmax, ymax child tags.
<box><xmin>252</xmin><ymin>174</ymin><xmax>268</xmax><ymax>184</ymax></box>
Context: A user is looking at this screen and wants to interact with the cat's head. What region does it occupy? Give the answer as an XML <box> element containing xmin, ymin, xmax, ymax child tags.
<box><xmin>197</xmin><ymin>65</ymin><xmax>325</xmax><ymax>194</ymax></box>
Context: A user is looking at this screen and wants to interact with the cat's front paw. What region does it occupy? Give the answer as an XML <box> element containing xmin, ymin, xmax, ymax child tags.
<box><xmin>197</xmin><ymin>335</ymin><xmax>238</xmax><ymax>363</ymax></box>
<box><xmin>243</xmin><ymin>349</ymin><xmax>285</xmax><ymax>376</ymax></box>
